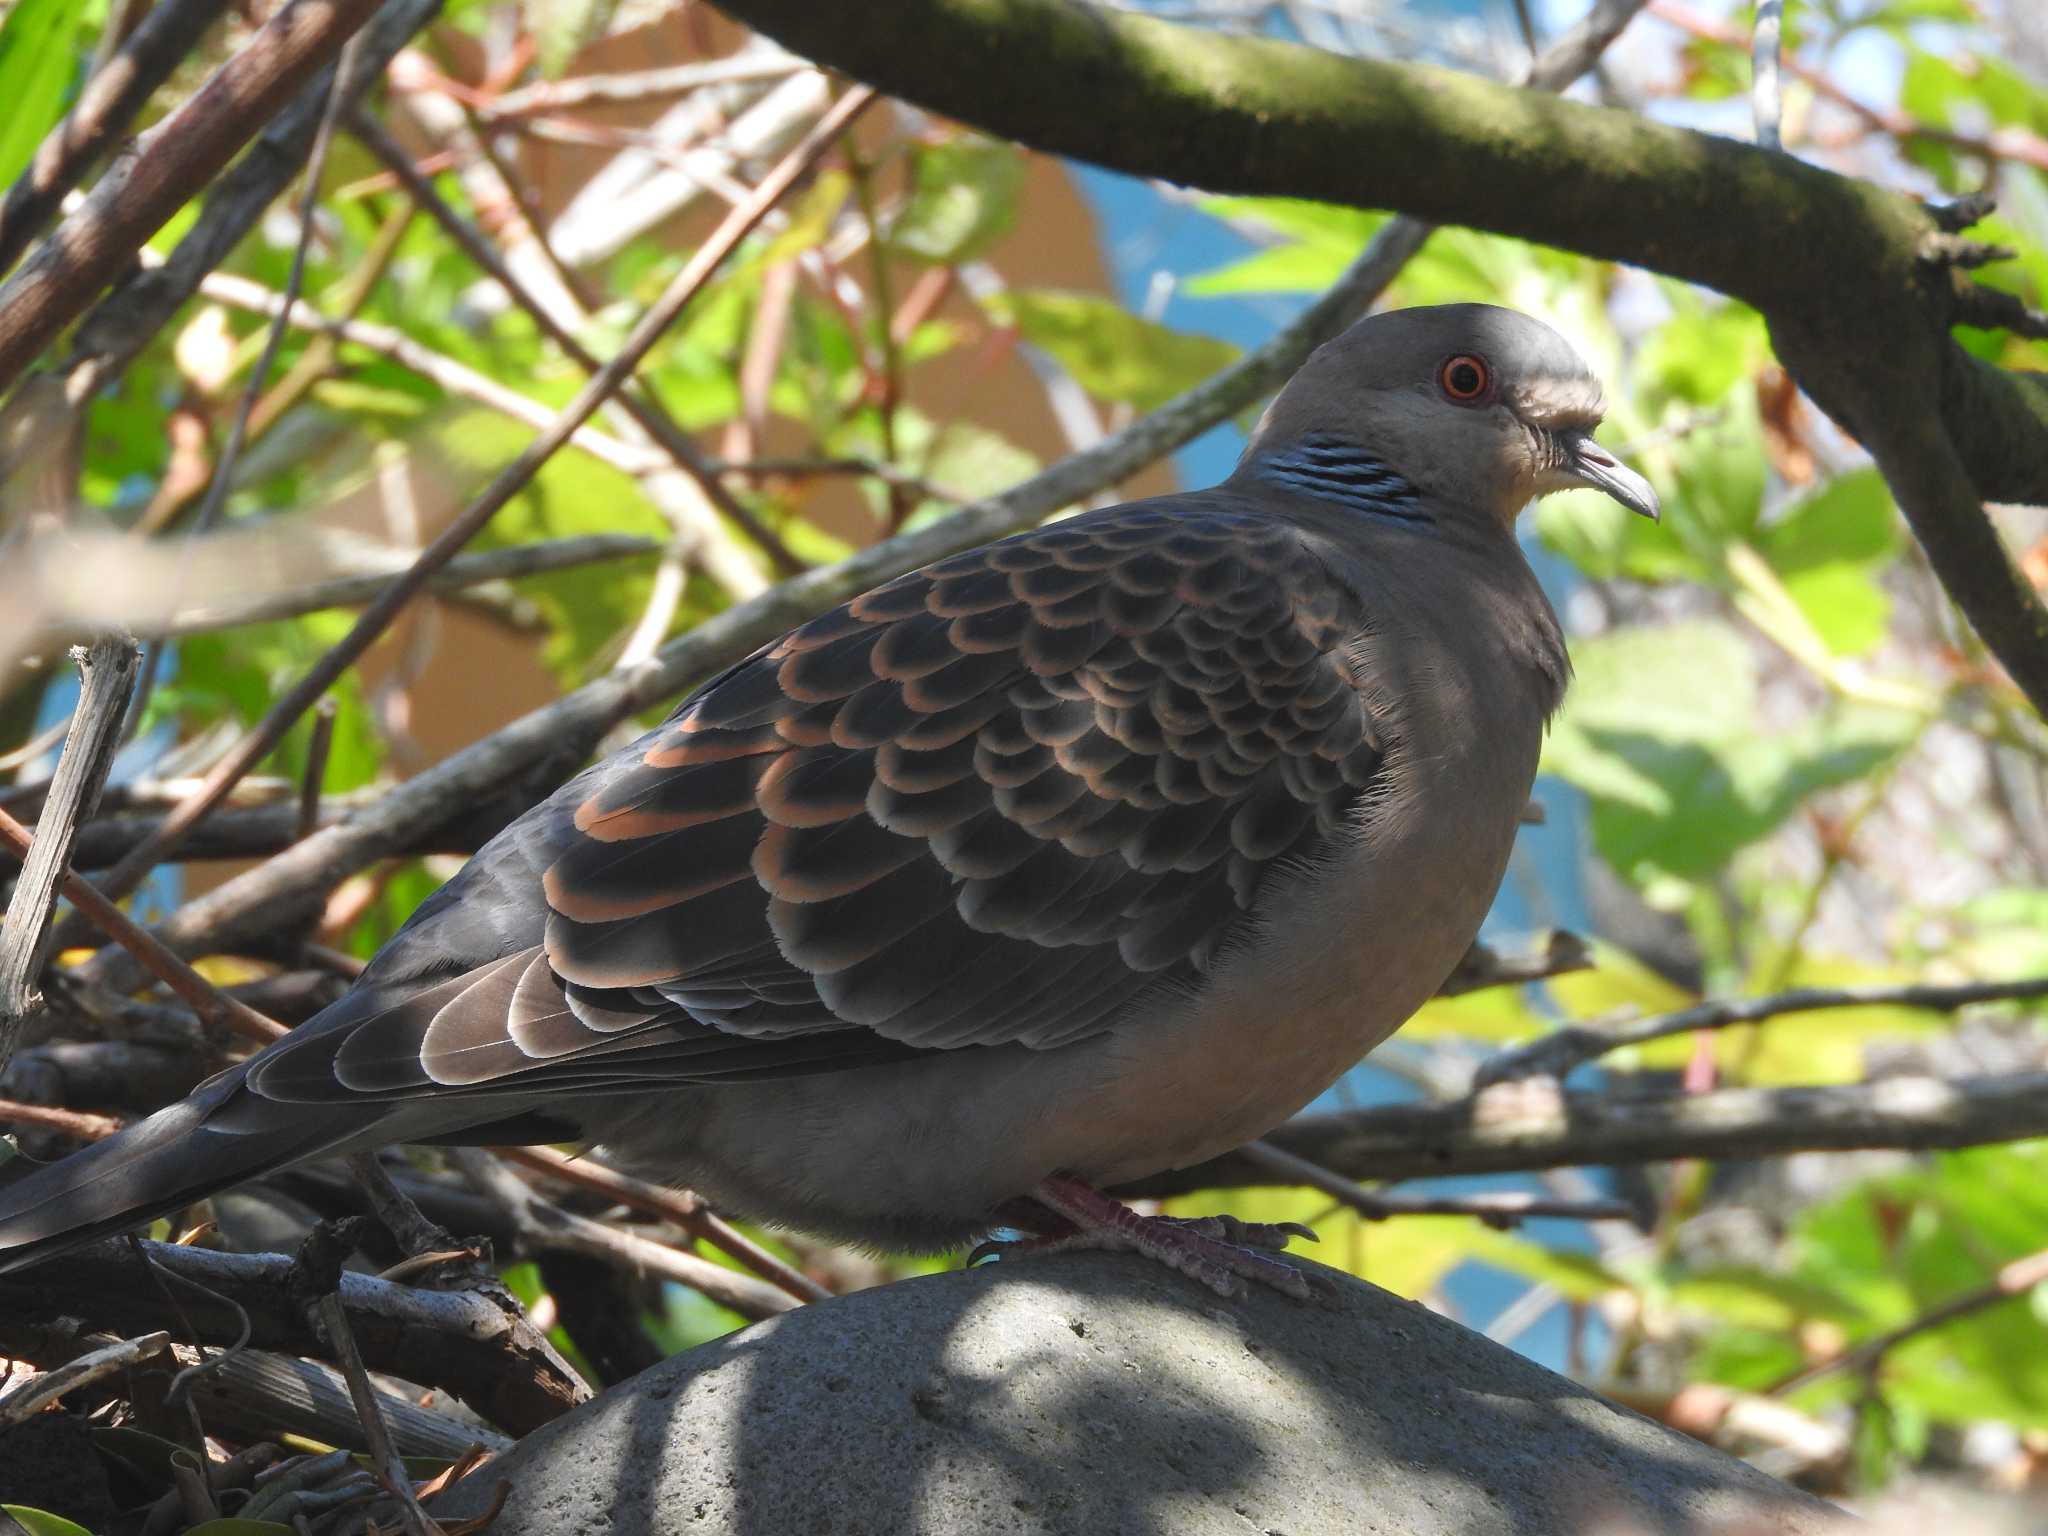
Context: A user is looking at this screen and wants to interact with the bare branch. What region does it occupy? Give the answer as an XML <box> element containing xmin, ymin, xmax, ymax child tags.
<box><xmin>1236</xmin><ymin>1140</ymin><xmax>1639</xmax><ymax>1228</ymax></box>
<box><xmin>1473</xmin><ymin>972</ymin><xmax>2048</xmax><ymax>1089</ymax></box>
<box><xmin>0</xmin><ymin>0</ymin><xmax>235</xmax><ymax>273</ymax></box>
<box><xmin>0</xmin><ymin>636</ymin><xmax>137</xmax><ymax>1079</ymax></box>
<box><xmin>446</xmin><ymin>1148</ymin><xmax>801</xmax><ymax>1322</ymax></box>
<box><xmin>75</xmin><ymin>87</ymin><xmax>876</xmax><ymax>921</ymax></box>
<box><xmin>0</xmin><ymin>801</ymin><xmax>287</xmax><ymax>1044</ymax></box>
<box><xmin>0</xmin><ymin>0</ymin><xmax>387</xmax><ymax>390</ymax></box>
<box><xmin>477</xmin><ymin>53</ymin><xmax>807</xmax><ymax>119</ymax></box>
<box><xmin>348</xmin><ymin>109</ymin><xmax>807</xmax><ymax>576</ymax></box>
<box><xmin>0</xmin><ymin>1238</ymin><xmax>589</xmax><ymax>1435</ymax></box>
<box><xmin>49</xmin><ymin>0</ymin><xmax>442</xmax><ymax>402</ymax></box>
<box><xmin>492</xmin><ymin>1144</ymin><xmax>832</xmax><ymax>1304</ymax></box>
<box><xmin>0</xmin><ymin>1328</ymin><xmax>170</xmax><ymax>1426</ymax></box>
<box><xmin>1129</xmin><ymin>1071</ymin><xmax>2048</xmax><ymax>1196</ymax></box>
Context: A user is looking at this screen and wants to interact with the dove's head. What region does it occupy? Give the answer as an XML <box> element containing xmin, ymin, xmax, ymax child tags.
<box><xmin>1240</xmin><ymin>303</ymin><xmax>1658</xmax><ymax>536</ymax></box>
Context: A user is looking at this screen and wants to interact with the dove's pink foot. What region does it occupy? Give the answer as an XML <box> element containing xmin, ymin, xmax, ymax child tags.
<box><xmin>973</xmin><ymin>1175</ymin><xmax>1322</xmax><ymax>1301</ymax></box>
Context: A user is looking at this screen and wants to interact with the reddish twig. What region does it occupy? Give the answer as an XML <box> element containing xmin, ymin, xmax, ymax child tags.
<box><xmin>492</xmin><ymin>1144</ymin><xmax>832</xmax><ymax>1304</ymax></box>
<box><xmin>0</xmin><ymin>0</ymin><xmax>237</xmax><ymax>273</ymax></box>
<box><xmin>0</xmin><ymin>0</ymin><xmax>388</xmax><ymax>390</ymax></box>
<box><xmin>0</xmin><ymin>804</ymin><xmax>286</xmax><ymax>1044</ymax></box>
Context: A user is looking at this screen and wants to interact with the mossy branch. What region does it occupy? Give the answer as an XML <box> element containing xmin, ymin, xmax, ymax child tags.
<box><xmin>714</xmin><ymin>0</ymin><xmax>2048</xmax><ymax>714</ymax></box>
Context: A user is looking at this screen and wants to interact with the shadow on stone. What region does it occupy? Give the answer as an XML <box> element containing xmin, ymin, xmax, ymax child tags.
<box><xmin>430</xmin><ymin>1253</ymin><xmax>1843</xmax><ymax>1536</ymax></box>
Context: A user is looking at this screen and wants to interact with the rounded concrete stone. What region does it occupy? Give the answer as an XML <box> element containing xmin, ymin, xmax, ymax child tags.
<box><xmin>432</xmin><ymin>1254</ymin><xmax>1842</xmax><ymax>1535</ymax></box>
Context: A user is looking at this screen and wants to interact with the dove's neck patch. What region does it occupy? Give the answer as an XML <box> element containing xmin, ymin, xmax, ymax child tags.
<box><xmin>1252</xmin><ymin>434</ymin><xmax>1431</xmax><ymax>527</ymax></box>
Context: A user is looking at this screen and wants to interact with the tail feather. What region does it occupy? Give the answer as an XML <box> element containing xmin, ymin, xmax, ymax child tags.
<box><xmin>0</xmin><ymin>1065</ymin><xmax>390</xmax><ymax>1273</ymax></box>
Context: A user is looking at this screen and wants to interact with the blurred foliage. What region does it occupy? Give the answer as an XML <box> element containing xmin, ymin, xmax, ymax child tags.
<box><xmin>6</xmin><ymin>0</ymin><xmax>2048</xmax><ymax>1515</ymax></box>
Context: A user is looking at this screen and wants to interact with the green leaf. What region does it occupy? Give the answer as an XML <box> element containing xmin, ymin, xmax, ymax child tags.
<box><xmin>981</xmin><ymin>289</ymin><xmax>1238</xmax><ymax>411</ymax></box>
<box><xmin>1185</xmin><ymin>197</ymin><xmax>1384</xmax><ymax>296</ymax></box>
<box><xmin>1535</xmin><ymin>487</ymin><xmax>1702</xmax><ymax>585</ymax></box>
<box><xmin>1543</xmin><ymin>621</ymin><xmax>1917</xmax><ymax>881</ymax></box>
<box><xmin>0</xmin><ymin>0</ymin><xmax>87</xmax><ymax>189</ymax></box>
<box><xmin>3</xmin><ymin>1508</ymin><xmax>97</xmax><ymax>1536</ymax></box>
<box><xmin>1634</xmin><ymin>292</ymin><xmax>1769</xmax><ymax>410</ymax></box>
<box><xmin>1753</xmin><ymin>469</ymin><xmax>1902</xmax><ymax>656</ymax></box>
<box><xmin>888</xmin><ymin>136</ymin><xmax>1024</xmax><ymax>264</ymax></box>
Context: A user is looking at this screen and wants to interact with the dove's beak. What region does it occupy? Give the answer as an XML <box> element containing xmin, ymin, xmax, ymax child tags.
<box><xmin>1557</xmin><ymin>431</ymin><xmax>1660</xmax><ymax>522</ymax></box>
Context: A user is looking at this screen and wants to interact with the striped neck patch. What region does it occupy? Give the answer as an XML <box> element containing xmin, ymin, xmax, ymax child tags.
<box><xmin>1252</xmin><ymin>433</ymin><xmax>1432</xmax><ymax>526</ymax></box>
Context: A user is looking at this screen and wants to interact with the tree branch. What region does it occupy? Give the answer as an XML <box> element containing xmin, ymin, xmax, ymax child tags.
<box><xmin>0</xmin><ymin>638</ymin><xmax>136</xmax><ymax>1080</ymax></box>
<box><xmin>711</xmin><ymin>0</ymin><xmax>2048</xmax><ymax>715</ymax></box>
<box><xmin>0</xmin><ymin>0</ymin><xmax>235</xmax><ymax>274</ymax></box>
<box><xmin>0</xmin><ymin>0</ymin><xmax>387</xmax><ymax>390</ymax></box>
<box><xmin>0</xmin><ymin>1238</ymin><xmax>588</xmax><ymax>1435</ymax></box>
<box><xmin>1128</xmin><ymin>1071</ymin><xmax>2048</xmax><ymax>1195</ymax></box>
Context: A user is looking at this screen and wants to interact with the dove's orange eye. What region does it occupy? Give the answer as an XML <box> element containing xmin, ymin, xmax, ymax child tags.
<box><xmin>1438</xmin><ymin>354</ymin><xmax>1491</xmax><ymax>403</ymax></box>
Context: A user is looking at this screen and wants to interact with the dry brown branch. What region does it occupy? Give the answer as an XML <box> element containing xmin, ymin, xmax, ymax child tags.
<box><xmin>0</xmin><ymin>0</ymin><xmax>236</xmax><ymax>273</ymax></box>
<box><xmin>492</xmin><ymin>1144</ymin><xmax>832</xmax><ymax>1304</ymax></box>
<box><xmin>0</xmin><ymin>0</ymin><xmax>387</xmax><ymax>389</ymax></box>
<box><xmin>0</xmin><ymin>1097</ymin><xmax>123</xmax><ymax>1140</ymax></box>
<box><xmin>0</xmin><ymin>1238</ymin><xmax>588</xmax><ymax>1434</ymax></box>
<box><xmin>1235</xmin><ymin>1139</ymin><xmax>1638</xmax><ymax>1228</ymax></box>
<box><xmin>0</xmin><ymin>802</ymin><xmax>287</xmax><ymax>1044</ymax></box>
<box><xmin>43</xmin><ymin>0</ymin><xmax>441</xmax><ymax>405</ymax></box>
<box><xmin>1130</xmin><ymin>1070</ymin><xmax>2048</xmax><ymax>1197</ymax></box>
<box><xmin>0</xmin><ymin>637</ymin><xmax>137</xmax><ymax>1079</ymax></box>
<box><xmin>447</xmin><ymin>1148</ymin><xmax>800</xmax><ymax>1322</ymax></box>
<box><xmin>350</xmin><ymin>110</ymin><xmax>809</xmax><ymax>576</ymax></box>
<box><xmin>1473</xmin><ymin>972</ymin><xmax>2048</xmax><ymax>1089</ymax></box>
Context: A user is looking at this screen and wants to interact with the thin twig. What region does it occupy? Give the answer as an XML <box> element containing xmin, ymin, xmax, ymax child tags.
<box><xmin>75</xmin><ymin>87</ymin><xmax>875</xmax><ymax>919</ymax></box>
<box><xmin>0</xmin><ymin>1098</ymin><xmax>123</xmax><ymax>1140</ymax></box>
<box><xmin>187</xmin><ymin>33</ymin><xmax>360</xmax><ymax>545</ymax></box>
<box><xmin>476</xmin><ymin>53</ymin><xmax>806</xmax><ymax>119</ymax></box>
<box><xmin>0</xmin><ymin>0</ymin><xmax>387</xmax><ymax>390</ymax></box>
<box><xmin>188</xmin><ymin>266</ymin><xmax>660</xmax><ymax>475</ymax></box>
<box><xmin>1650</xmin><ymin>0</ymin><xmax>2048</xmax><ymax>172</ymax></box>
<box><xmin>1771</xmin><ymin>1246</ymin><xmax>2048</xmax><ymax>1396</ymax></box>
<box><xmin>28</xmin><ymin>0</ymin><xmax>441</xmax><ymax>412</ymax></box>
<box><xmin>0</xmin><ymin>802</ymin><xmax>286</xmax><ymax>1044</ymax></box>
<box><xmin>315</xmin><ymin>1290</ymin><xmax>447</xmax><ymax>1536</ymax></box>
<box><xmin>492</xmin><ymin>1144</ymin><xmax>831</xmax><ymax>1304</ymax></box>
<box><xmin>1473</xmin><ymin>973</ymin><xmax>2048</xmax><ymax>1090</ymax></box>
<box><xmin>0</xmin><ymin>1328</ymin><xmax>171</xmax><ymax>1426</ymax></box>
<box><xmin>1237</xmin><ymin>1139</ymin><xmax>1638</xmax><ymax>1229</ymax></box>
<box><xmin>297</xmin><ymin>698</ymin><xmax>337</xmax><ymax>842</ymax></box>
<box><xmin>0</xmin><ymin>0</ymin><xmax>236</xmax><ymax>274</ymax></box>
<box><xmin>448</xmin><ymin>1148</ymin><xmax>799</xmax><ymax>1322</ymax></box>
<box><xmin>347</xmin><ymin>109</ymin><xmax>807</xmax><ymax>576</ymax></box>
<box><xmin>0</xmin><ymin>637</ymin><xmax>138</xmax><ymax>1080</ymax></box>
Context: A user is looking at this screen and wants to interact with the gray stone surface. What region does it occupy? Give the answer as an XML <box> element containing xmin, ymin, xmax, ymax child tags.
<box><xmin>431</xmin><ymin>1253</ymin><xmax>1843</xmax><ymax>1536</ymax></box>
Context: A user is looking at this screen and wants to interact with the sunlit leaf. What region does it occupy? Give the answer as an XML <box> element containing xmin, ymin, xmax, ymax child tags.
<box><xmin>0</xmin><ymin>0</ymin><xmax>87</xmax><ymax>188</ymax></box>
<box><xmin>981</xmin><ymin>288</ymin><xmax>1238</xmax><ymax>411</ymax></box>
<box><xmin>888</xmin><ymin>136</ymin><xmax>1024</xmax><ymax>264</ymax></box>
<box><xmin>1544</xmin><ymin>621</ymin><xmax>1917</xmax><ymax>881</ymax></box>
